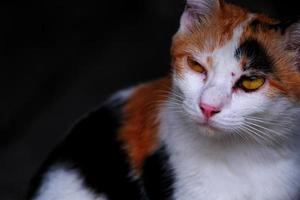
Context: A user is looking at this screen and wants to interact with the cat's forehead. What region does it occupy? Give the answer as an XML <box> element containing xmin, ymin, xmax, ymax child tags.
<box><xmin>176</xmin><ymin>3</ymin><xmax>283</xmax><ymax>51</ymax></box>
<box><xmin>212</xmin><ymin>17</ymin><xmax>276</xmax><ymax>73</ymax></box>
<box><xmin>176</xmin><ymin>6</ymin><xmax>286</xmax><ymax>74</ymax></box>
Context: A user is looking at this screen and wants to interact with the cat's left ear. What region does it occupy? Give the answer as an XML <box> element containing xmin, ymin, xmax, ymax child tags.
<box><xmin>179</xmin><ymin>0</ymin><xmax>224</xmax><ymax>33</ymax></box>
<box><xmin>284</xmin><ymin>21</ymin><xmax>300</xmax><ymax>70</ymax></box>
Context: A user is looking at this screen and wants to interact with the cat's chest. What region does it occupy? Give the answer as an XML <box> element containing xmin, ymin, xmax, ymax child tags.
<box><xmin>161</xmin><ymin>130</ymin><xmax>300</xmax><ymax>200</ymax></box>
<box><xmin>168</xmin><ymin>149</ymin><xmax>295</xmax><ymax>200</ymax></box>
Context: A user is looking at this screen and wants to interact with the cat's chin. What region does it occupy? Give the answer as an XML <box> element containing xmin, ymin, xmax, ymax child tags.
<box><xmin>195</xmin><ymin>122</ymin><xmax>225</xmax><ymax>137</ymax></box>
<box><xmin>193</xmin><ymin>120</ymin><xmax>234</xmax><ymax>138</ymax></box>
<box><xmin>198</xmin><ymin>124</ymin><xmax>220</xmax><ymax>137</ymax></box>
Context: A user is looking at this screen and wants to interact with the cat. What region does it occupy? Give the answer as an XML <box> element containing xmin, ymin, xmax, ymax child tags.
<box><xmin>27</xmin><ymin>0</ymin><xmax>300</xmax><ymax>200</ymax></box>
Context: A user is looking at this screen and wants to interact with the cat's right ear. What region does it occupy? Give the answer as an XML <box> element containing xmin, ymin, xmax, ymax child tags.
<box><xmin>284</xmin><ymin>21</ymin><xmax>300</xmax><ymax>71</ymax></box>
<box><xmin>179</xmin><ymin>0</ymin><xmax>223</xmax><ymax>33</ymax></box>
<box><xmin>281</xmin><ymin>21</ymin><xmax>300</xmax><ymax>100</ymax></box>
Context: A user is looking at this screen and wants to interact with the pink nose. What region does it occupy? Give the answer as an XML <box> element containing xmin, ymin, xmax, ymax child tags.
<box><xmin>200</xmin><ymin>103</ymin><xmax>221</xmax><ymax>119</ymax></box>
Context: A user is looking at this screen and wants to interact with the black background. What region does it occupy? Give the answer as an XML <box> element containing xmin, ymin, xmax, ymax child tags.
<box><xmin>0</xmin><ymin>0</ymin><xmax>299</xmax><ymax>199</ymax></box>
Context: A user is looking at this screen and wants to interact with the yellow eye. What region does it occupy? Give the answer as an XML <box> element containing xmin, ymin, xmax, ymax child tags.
<box><xmin>241</xmin><ymin>76</ymin><xmax>265</xmax><ymax>91</ymax></box>
<box><xmin>187</xmin><ymin>57</ymin><xmax>206</xmax><ymax>73</ymax></box>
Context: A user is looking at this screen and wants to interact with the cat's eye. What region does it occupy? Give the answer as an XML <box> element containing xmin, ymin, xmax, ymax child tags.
<box><xmin>239</xmin><ymin>76</ymin><xmax>265</xmax><ymax>92</ymax></box>
<box><xmin>187</xmin><ymin>57</ymin><xmax>206</xmax><ymax>74</ymax></box>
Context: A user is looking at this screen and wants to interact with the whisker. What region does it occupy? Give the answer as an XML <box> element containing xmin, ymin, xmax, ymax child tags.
<box><xmin>240</xmin><ymin>124</ymin><xmax>269</xmax><ymax>145</ymax></box>
<box><xmin>232</xmin><ymin>127</ymin><xmax>249</xmax><ymax>143</ymax></box>
<box><xmin>245</xmin><ymin>121</ymin><xmax>290</xmax><ymax>139</ymax></box>
<box><xmin>244</xmin><ymin>117</ymin><xmax>280</xmax><ymax>126</ymax></box>
<box><xmin>246</xmin><ymin>115</ymin><xmax>291</xmax><ymax>122</ymax></box>
<box><xmin>243</xmin><ymin>123</ymin><xmax>281</xmax><ymax>145</ymax></box>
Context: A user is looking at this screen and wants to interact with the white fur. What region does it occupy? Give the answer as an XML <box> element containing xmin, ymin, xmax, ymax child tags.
<box><xmin>109</xmin><ymin>86</ymin><xmax>137</xmax><ymax>104</ymax></box>
<box><xmin>165</xmin><ymin>17</ymin><xmax>300</xmax><ymax>200</ymax></box>
<box><xmin>33</xmin><ymin>165</ymin><xmax>108</xmax><ymax>200</ymax></box>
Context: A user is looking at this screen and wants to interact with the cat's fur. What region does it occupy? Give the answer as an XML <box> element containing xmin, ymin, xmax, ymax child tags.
<box><xmin>28</xmin><ymin>0</ymin><xmax>300</xmax><ymax>200</ymax></box>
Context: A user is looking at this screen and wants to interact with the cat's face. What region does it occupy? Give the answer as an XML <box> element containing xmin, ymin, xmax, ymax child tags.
<box><xmin>171</xmin><ymin>0</ymin><xmax>300</xmax><ymax>140</ymax></box>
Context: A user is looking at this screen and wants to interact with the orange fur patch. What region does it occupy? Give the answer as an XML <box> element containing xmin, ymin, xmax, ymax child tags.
<box><xmin>207</xmin><ymin>56</ymin><xmax>213</xmax><ymax>70</ymax></box>
<box><xmin>269</xmin><ymin>79</ymin><xmax>287</xmax><ymax>94</ymax></box>
<box><xmin>118</xmin><ymin>77</ymin><xmax>171</xmax><ymax>174</ymax></box>
<box><xmin>274</xmin><ymin>66</ymin><xmax>300</xmax><ymax>100</ymax></box>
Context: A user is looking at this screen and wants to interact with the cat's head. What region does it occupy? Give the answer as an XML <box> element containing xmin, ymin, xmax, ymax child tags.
<box><xmin>171</xmin><ymin>0</ymin><xmax>300</xmax><ymax>141</ymax></box>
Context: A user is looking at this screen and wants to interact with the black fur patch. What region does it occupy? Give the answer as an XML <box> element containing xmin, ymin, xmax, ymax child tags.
<box><xmin>250</xmin><ymin>19</ymin><xmax>281</xmax><ymax>32</ymax></box>
<box><xmin>250</xmin><ymin>18</ymin><xmax>299</xmax><ymax>34</ymax></box>
<box><xmin>27</xmin><ymin>101</ymin><xmax>147</xmax><ymax>200</ymax></box>
<box><xmin>142</xmin><ymin>146</ymin><xmax>175</xmax><ymax>200</ymax></box>
<box><xmin>235</xmin><ymin>38</ymin><xmax>273</xmax><ymax>74</ymax></box>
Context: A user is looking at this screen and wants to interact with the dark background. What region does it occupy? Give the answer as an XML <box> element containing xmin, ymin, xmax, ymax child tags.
<box><xmin>0</xmin><ymin>0</ymin><xmax>299</xmax><ymax>199</ymax></box>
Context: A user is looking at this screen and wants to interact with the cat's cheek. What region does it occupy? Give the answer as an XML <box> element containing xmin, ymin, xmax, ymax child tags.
<box><xmin>173</xmin><ymin>70</ymin><xmax>206</xmax><ymax>98</ymax></box>
<box><xmin>222</xmin><ymin>91</ymin><xmax>267</xmax><ymax>122</ymax></box>
<box><xmin>265</xmin><ymin>88</ymin><xmax>281</xmax><ymax>99</ymax></box>
<box><xmin>264</xmin><ymin>81</ymin><xmax>288</xmax><ymax>100</ymax></box>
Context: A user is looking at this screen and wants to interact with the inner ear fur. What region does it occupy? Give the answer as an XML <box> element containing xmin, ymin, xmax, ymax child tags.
<box><xmin>285</xmin><ymin>21</ymin><xmax>300</xmax><ymax>71</ymax></box>
<box><xmin>179</xmin><ymin>0</ymin><xmax>223</xmax><ymax>33</ymax></box>
<box><xmin>282</xmin><ymin>21</ymin><xmax>300</xmax><ymax>100</ymax></box>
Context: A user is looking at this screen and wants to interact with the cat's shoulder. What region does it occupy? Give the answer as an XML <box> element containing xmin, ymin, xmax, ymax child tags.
<box><xmin>27</xmin><ymin>77</ymin><xmax>172</xmax><ymax>200</ymax></box>
<box><xmin>27</xmin><ymin>86</ymin><xmax>141</xmax><ymax>200</ymax></box>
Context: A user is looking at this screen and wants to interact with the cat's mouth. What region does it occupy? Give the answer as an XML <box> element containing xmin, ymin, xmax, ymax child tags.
<box><xmin>181</xmin><ymin>104</ymin><xmax>230</xmax><ymax>135</ymax></box>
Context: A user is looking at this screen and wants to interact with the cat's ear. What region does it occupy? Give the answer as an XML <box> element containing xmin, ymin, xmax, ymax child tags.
<box><xmin>179</xmin><ymin>0</ymin><xmax>223</xmax><ymax>33</ymax></box>
<box><xmin>284</xmin><ymin>21</ymin><xmax>300</xmax><ymax>70</ymax></box>
<box><xmin>282</xmin><ymin>21</ymin><xmax>300</xmax><ymax>100</ymax></box>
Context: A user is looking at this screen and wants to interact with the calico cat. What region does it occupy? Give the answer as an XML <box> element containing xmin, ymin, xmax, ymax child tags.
<box><xmin>27</xmin><ymin>0</ymin><xmax>300</xmax><ymax>200</ymax></box>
